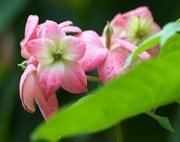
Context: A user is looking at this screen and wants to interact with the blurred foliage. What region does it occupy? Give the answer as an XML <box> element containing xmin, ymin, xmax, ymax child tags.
<box><xmin>0</xmin><ymin>0</ymin><xmax>179</xmax><ymax>142</ymax></box>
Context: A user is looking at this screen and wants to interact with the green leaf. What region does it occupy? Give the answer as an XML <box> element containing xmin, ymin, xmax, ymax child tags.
<box><xmin>31</xmin><ymin>48</ymin><xmax>180</xmax><ymax>141</ymax></box>
<box><xmin>160</xmin><ymin>22</ymin><xmax>180</xmax><ymax>46</ymax></box>
<box><xmin>154</xmin><ymin>115</ymin><xmax>174</xmax><ymax>133</ymax></box>
<box><xmin>123</xmin><ymin>32</ymin><xmax>161</xmax><ymax>68</ymax></box>
<box><xmin>160</xmin><ymin>33</ymin><xmax>180</xmax><ymax>56</ymax></box>
<box><xmin>146</xmin><ymin>112</ymin><xmax>174</xmax><ymax>132</ymax></box>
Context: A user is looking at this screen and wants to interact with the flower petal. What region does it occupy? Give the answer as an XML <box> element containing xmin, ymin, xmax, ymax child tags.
<box><xmin>20</xmin><ymin>15</ymin><xmax>39</xmax><ymax>58</ymax></box>
<box><xmin>115</xmin><ymin>39</ymin><xmax>150</xmax><ymax>59</ymax></box>
<box><xmin>19</xmin><ymin>64</ymin><xmax>36</xmax><ymax>113</ymax></box>
<box><xmin>26</xmin><ymin>39</ymin><xmax>56</xmax><ymax>65</ymax></box>
<box><xmin>42</xmin><ymin>20</ymin><xmax>65</xmax><ymax>44</ymax></box>
<box><xmin>123</xmin><ymin>7</ymin><xmax>153</xmax><ymax>20</ymax></box>
<box><xmin>36</xmin><ymin>93</ymin><xmax>58</xmax><ymax>120</ymax></box>
<box><xmin>98</xmin><ymin>49</ymin><xmax>127</xmax><ymax>83</ymax></box>
<box><xmin>61</xmin><ymin>61</ymin><xmax>87</xmax><ymax>93</ymax></box>
<box><xmin>60</xmin><ymin>36</ymin><xmax>86</xmax><ymax>61</ymax></box>
<box><xmin>33</xmin><ymin>72</ymin><xmax>58</xmax><ymax>120</ymax></box>
<box><xmin>78</xmin><ymin>31</ymin><xmax>108</xmax><ymax>71</ymax></box>
<box><xmin>62</xmin><ymin>26</ymin><xmax>82</xmax><ymax>33</ymax></box>
<box><xmin>37</xmin><ymin>62</ymin><xmax>64</xmax><ymax>99</ymax></box>
<box><xmin>59</xmin><ymin>21</ymin><xmax>73</xmax><ymax>28</ymax></box>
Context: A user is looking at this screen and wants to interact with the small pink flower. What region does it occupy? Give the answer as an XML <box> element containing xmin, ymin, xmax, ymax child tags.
<box><xmin>19</xmin><ymin>16</ymin><xmax>86</xmax><ymax>119</ymax></box>
<box><xmin>20</xmin><ymin>15</ymin><xmax>82</xmax><ymax>59</ymax></box>
<box><xmin>26</xmin><ymin>20</ymin><xmax>87</xmax><ymax>98</ymax></box>
<box><xmin>79</xmin><ymin>24</ymin><xmax>150</xmax><ymax>83</ymax></box>
<box><xmin>110</xmin><ymin>7</ymin><xmax>161</xmax><ymax>55</ymax></box>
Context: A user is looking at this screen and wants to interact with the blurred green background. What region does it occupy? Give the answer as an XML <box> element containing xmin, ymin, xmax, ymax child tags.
<box><xmin>0</xmin><ymin>0</ymin><xmax>180</xmax><ymax>142</ymax></box>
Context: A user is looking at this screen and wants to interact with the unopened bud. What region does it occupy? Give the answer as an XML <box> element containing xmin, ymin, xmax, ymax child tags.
<box><xmin>104</xmin><ymin>21</ymin><xmax>113</xmax><ymax>49</ymax></box>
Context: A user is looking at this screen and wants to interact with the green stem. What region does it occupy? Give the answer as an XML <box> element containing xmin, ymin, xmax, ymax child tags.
<box><xmin>145</xmin><ymin>111</ymin><xmax>156</xmax><ymax>119</ymax></box>
<box><xmin>86</xmin><ymin>75</ymin><xmax>102</xmax><ymax>83</ymax></box>
<box><xmin>115</xmin><ymin>123</ymin><xmax>124</xmax><ymax>142</ymax></box>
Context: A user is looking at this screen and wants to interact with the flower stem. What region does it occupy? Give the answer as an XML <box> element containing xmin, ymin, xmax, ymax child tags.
<box><xmin>86</xmin><ymin>75</ymin><xmax>102</xmax><ymax>83</ymax></box>
<box><xmin>115</xmin><ymin>123</ymin><xmax>124</xmax><ymax>142</ymax></box>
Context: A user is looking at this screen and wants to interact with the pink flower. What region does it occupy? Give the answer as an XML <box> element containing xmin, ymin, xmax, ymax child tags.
<box><xmin>79</xmin><ymin>23</ymin><xmax>150</xmax><ymax>83</ymax></box>
<box><xmin>20</xmin><ymin>15</ymin><xmax>82</xmax><ymax>59</ymax></box>
<box><xmin>26</xmin><ymin>20</ymin><xmax>87</xmax><ymax>98</ymax></box>
<box><xmin>110</xmin><ymin>6</ymin><xmax>161</xmax><ymax>55</ymax></box>
<box><xmin>19</xmin><ymin>16</ymin><xmax>86</xmax><ymax>119</ymax></box>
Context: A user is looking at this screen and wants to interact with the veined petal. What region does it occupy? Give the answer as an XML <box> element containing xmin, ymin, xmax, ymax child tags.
<box><xmin>60</xmin><ymin>36</ymin><xmax>86</xmax><ymax>61</ymax></box>
<box><xmin>36</xmin><ymin>93</ymin><xmax>58</xmax><ymax>120</ymax></box>
<box><xmin>37</xmin><ymin>62</ymin><xmax>64</xmax><ymax>99</ymax></box>
<box><xmin>20</xmin><ymin>15</ymin><xmax>39</xmax><ymax>59</ymax></box>
<box><xmin>98</xmin><ymin>50</ymin><xmax>126</xmax><ymax>83</ymax></box>
<box><xmin>78</xmin><ymin>31</ymin><xmax>107</xmax><ymax>71</ymax></box>
<box><xmin>26</xmin><ymin>39</ymin><xmax>56</xmax><ymax>65</ymax></box>
<box><xmin>42</xmin><ymin>20</ymin><xmax>65</xmax><ymax>44</ymax></box>
<box><xmin>25</xmin><ymin>15</ymin><xmax>39</xmax><ymax>38</ymax></box>
<box><xmin>19</xmin><ymin>64</ymin><xmax>36</xmax><ymax>113</ymax></box>
<box><xmin>123</xmin><ymin>7</ymin><xmax>153</xmax><ymax>20</ymax></box>
<box><xmin>21</xmin><ymin>15</ymin><xmax>39</xmax><ymax>49</ymax></box>
<box><xmin>33</xmin><ymin>73</ymin><xmax>58</xmax><ymax>120</ymax></box>
<box><xmin>61</xmin><ymin>61</ymin><xmax>87</xmax><ymax>93</ymax></box>
<box><xmin>115</xmin><ymin>39</ymin><xmax>150</xmax><ymax>59</ymax></box>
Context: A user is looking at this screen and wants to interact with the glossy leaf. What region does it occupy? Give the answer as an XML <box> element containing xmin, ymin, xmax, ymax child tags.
<box><xmin>160</xmin><ymin>22</ymin><xmax>180</xmax><ymax>46</ymax></box>
<box><xmin>31</xmin><ymin>50</ymin><xmax>180</xmax><ymax>141</ymax></box>
<box><xmin>160</xmin><ymin>33</ymin><xmax>180</xmax><ymax>56</ymax></box>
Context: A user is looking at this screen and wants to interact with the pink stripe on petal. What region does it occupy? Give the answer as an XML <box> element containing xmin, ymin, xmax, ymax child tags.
<box><xmin>78</xmin><ymin>31</ymin><xmax>107</xmax><ymax>71</ymax></box>
<box><xmin>42</xmin><ymin>20</ymin><xmax>65</xmax><ymax>44</ymax></box>
<box><xmin>20</xmin><ymin>15</ymin><xmax>39</xmax><ymax>59</ymax></box>
<box><xmin>115</xmin><ymin>39</ymin><xmax>150</xmax><ymax>59</ymax></box>
<box><xmin>36</xmin><ymin>93</ymin><xmax>58</xmax><ymax>120</ymax></box>
<box><xmin>26</xmin><ymin>39</ymin><xmax>56</xmax><ymax>65</ymax></box>
<box><xmin>60</xmin><ymin>36</ymin><xmax>86</xmax><ymax>61</ymax></box>
<box><xmin>33</xmin><ymin>73</ymin><xmax>58</xmax><ymax>120</ymax></box>
<box><xmin>19</xmin><ymin>64</ymin><xmax>36</xmax><ymax>113</ymax></box>
<box><xmin>25</xmin><ymin>15</ymin><xmax>39</xmax><ymax>38</ymax></box>
<box><xmin>61</xmin><ymin>61</ymin><xmax>87</xmax><ymax>93</ymax></box>
<box><xmin>38</xmin><ymin>63</ymin><xmax>64</xmax><ymax>99</ymax></box>
<box><xmin>98</xmin><ymin>50</ymin><xmax>126</xmax><ymax>83</ymax></box>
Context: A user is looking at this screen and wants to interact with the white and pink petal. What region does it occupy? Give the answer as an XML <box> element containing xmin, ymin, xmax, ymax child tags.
<box><xmin>19</xmin><ymin>64</ymin><xmax>37</xmax><ymax>113</ymax></box>
<box><xmin>33</xmin><ymin>72</ymin><xmax>58</xmax><ymax>120</ymax></box>
<box><xmin>37</xmin><ymin>62</ymin><xmax>64</xmax><ymax>99</ymax></box>
<box><xmin>26</xmin><ymin>39</ymin><xmax>56</xmax><ymax>65</ymax></box>
<box><xmin>97</xmin><ymin>50</ymin><xmax>126</xmax><ymax>83</ymax></box>
<box><xmin>42</xmin><ymin>20</ymin><xmax>65</xmax><ymax>44</ymax></box>
<box><xmin>60</xmin><ymin>36</ymin><xmax>86</xmax><ymax>61</ymax></box>
<box><xmin>61</xmin><ymin>61</ymin><xmax>87</xmax><ymax>93</ymax></box>
<box><xmin>78</xmin><ymin>31</ymin><xmax>107</xmax><ymax>71</ymax></box>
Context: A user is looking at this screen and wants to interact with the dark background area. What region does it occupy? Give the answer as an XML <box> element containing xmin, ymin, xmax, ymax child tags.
<box><xmin>0</xmin><ymin>0</ymin><xmax>179</xmax><ymax>142</ymax></box>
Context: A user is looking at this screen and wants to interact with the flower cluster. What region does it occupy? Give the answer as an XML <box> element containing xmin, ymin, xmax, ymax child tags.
<box><xmin>19</xmin><ymin>6</ymin><xmax>160</xmax><ymax>120</ymax></box>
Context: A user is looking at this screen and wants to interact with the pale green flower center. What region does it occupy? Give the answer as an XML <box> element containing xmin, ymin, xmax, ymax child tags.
<box><xmin>53</xmin><ymin>49</ymin><xmax>63</xmax><ymax>61</ymax></box>
<box><xmin>127</xmin><ymin>16</ymin><xmax>153</xmax><ymax>45</ymax></box>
